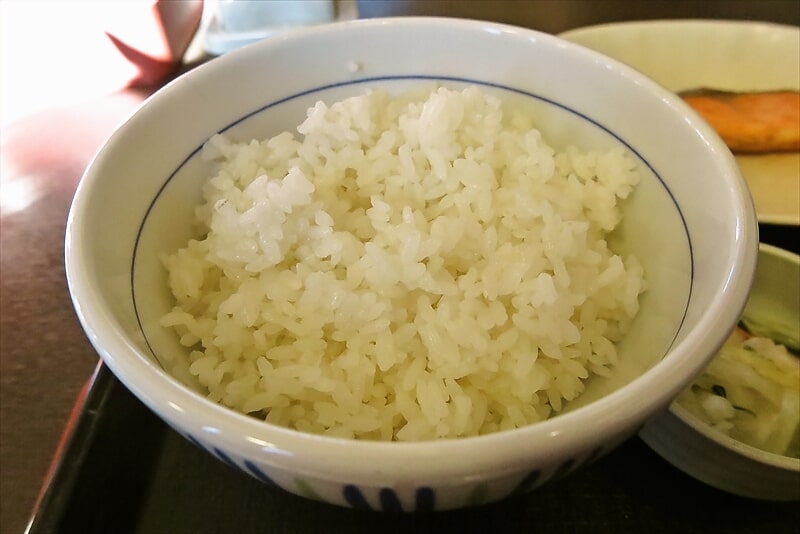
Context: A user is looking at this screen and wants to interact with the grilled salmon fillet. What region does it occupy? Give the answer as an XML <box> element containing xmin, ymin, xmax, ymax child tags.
<box><xmin>680</xmin><ymin>89</ymin><xmax>800</xmax><ymax>154</ymax></box>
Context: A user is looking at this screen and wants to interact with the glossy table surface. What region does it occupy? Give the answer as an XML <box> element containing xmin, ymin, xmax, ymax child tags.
<box><xmin>1</xmin><ymin>91</ymin><xmax>152</xmax><ymax>533</ymax></box>
<box><xmin>2</xmin><ymin>4</ymin><xmax>799</xmax><ymax>533</ymax></box>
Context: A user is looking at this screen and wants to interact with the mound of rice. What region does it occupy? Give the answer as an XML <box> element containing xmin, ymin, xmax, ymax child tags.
<box><xmin>160</xmin><ymin>85</ymin><xmax>645</xmax><ymax>441</ymax></box>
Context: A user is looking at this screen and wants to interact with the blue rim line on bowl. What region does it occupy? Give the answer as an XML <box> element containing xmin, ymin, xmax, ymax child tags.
<box><xmin>129</xmin><ymin>74</ymin><xmax>694</xmax><ymax>369</ymax></box>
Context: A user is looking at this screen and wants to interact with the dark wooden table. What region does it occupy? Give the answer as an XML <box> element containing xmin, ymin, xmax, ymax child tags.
<box><xmin>2</xmin><ymin>4</ymin><xmax>799</xmax><ymax>533</ymax></box>
<box><xmin>1</xmin><ymin>90</ymin><xmax>153</xmax><ymax>534</ymax></box>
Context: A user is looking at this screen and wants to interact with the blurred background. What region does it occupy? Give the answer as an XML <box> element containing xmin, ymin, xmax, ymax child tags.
<box><xmin>356</xmin><ymin>0</ymin><xmax>799</xmax><ymax>30</ymax></box>
<box><xmin>1</xmin><ymin>0</ymin><xmax>798</xmax><ymax>128</ymax></box>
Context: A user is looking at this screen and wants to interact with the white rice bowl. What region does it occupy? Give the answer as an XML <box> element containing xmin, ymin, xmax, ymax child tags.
<box><xmin>65</xmin><ymin>18</ymin><xmax>760</xmax><ymax>510</ymax></box>
<box><xmin>158</xmin><ymin>85</ymin><xmax>646</xmax><ymax>441</ymax></box>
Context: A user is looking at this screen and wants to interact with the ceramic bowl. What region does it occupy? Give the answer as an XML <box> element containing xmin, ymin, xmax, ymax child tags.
<box><xmin>560</xmin><ymin>20</ymin><xmax>800</xmax><ymax>226</ymax></box>
<box><xmin>640</xmin><ymin>244</ymin><xmax>800</xmax><ymax>501</ymax></box>
<box><xmin>65</xmin><ymin>18</ymin><xmax>758</xmax><ymax>511</ymax></box>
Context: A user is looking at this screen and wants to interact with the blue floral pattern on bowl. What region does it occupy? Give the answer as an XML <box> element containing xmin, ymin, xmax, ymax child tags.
<box><xmin>183</xmin><ymin>430</ymin><xmax>609</xmax><ymax>511</ymax></box>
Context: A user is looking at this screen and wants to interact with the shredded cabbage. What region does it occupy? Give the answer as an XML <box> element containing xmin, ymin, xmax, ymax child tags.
<box><xmin>676</xmin><ymin>326</ymin><xmax>800</xmax><ymax>457</ymax></box>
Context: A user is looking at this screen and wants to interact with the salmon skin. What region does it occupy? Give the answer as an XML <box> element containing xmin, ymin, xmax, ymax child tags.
<box><xmin>680</xmin><ymin>89</ymin><xmax>800</xmax><ymax>154</ymax></box>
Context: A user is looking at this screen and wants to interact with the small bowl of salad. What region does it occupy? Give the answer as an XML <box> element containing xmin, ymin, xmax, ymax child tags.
<box><xmin>640</xmin><ymin>243</ymin><xmax>799</xmax><ymax>501</ymax></box>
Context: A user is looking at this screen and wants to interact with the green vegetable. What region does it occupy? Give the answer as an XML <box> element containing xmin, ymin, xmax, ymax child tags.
<box><xmin>733</xmin><ymin>405</ymin><xmax>756</xmax><ymax>417</ymax></box>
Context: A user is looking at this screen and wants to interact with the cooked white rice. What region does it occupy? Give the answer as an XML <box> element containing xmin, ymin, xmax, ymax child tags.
<box><xmin>160</xmin><ymin>85</ymin><xmax>645</xmax><ymax>441</ymax></box>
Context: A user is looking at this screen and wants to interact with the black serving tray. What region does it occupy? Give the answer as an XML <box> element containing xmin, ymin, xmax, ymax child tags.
<box><xmin>28</xmin><ymin>228</ymin><xmax>799</xmax><ymax>534</ymax></box>
<box><xmin>759</xmin><ymin>224</ymin><xmax>798</xmax><ymax>256</ymax></box>
<box><xmin>26</xmin><ymin>366</ymin><xmax>800</xmax><ymax>534</ymax></box>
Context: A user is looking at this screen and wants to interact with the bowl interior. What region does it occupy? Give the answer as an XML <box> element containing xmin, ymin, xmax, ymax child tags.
<box><xmin>744</xmin><ymin>245</ymin><xmax>800</xmax><ymax>344</ymax></box>
<box><xmin>130</xmin><ymin>77</ymin><xmax>692</xmax><ymax>405</ymax></box>
<box><xmin>69</xmin><ymin>19</ymin><xmax>754</xmax><ymax>436</ymax></box>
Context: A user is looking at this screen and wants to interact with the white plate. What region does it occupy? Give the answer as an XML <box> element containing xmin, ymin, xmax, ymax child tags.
<box><xmin>560</xmin><ymin>20</ymin><xmax>800</xmax><ymax>226</ymax></box>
